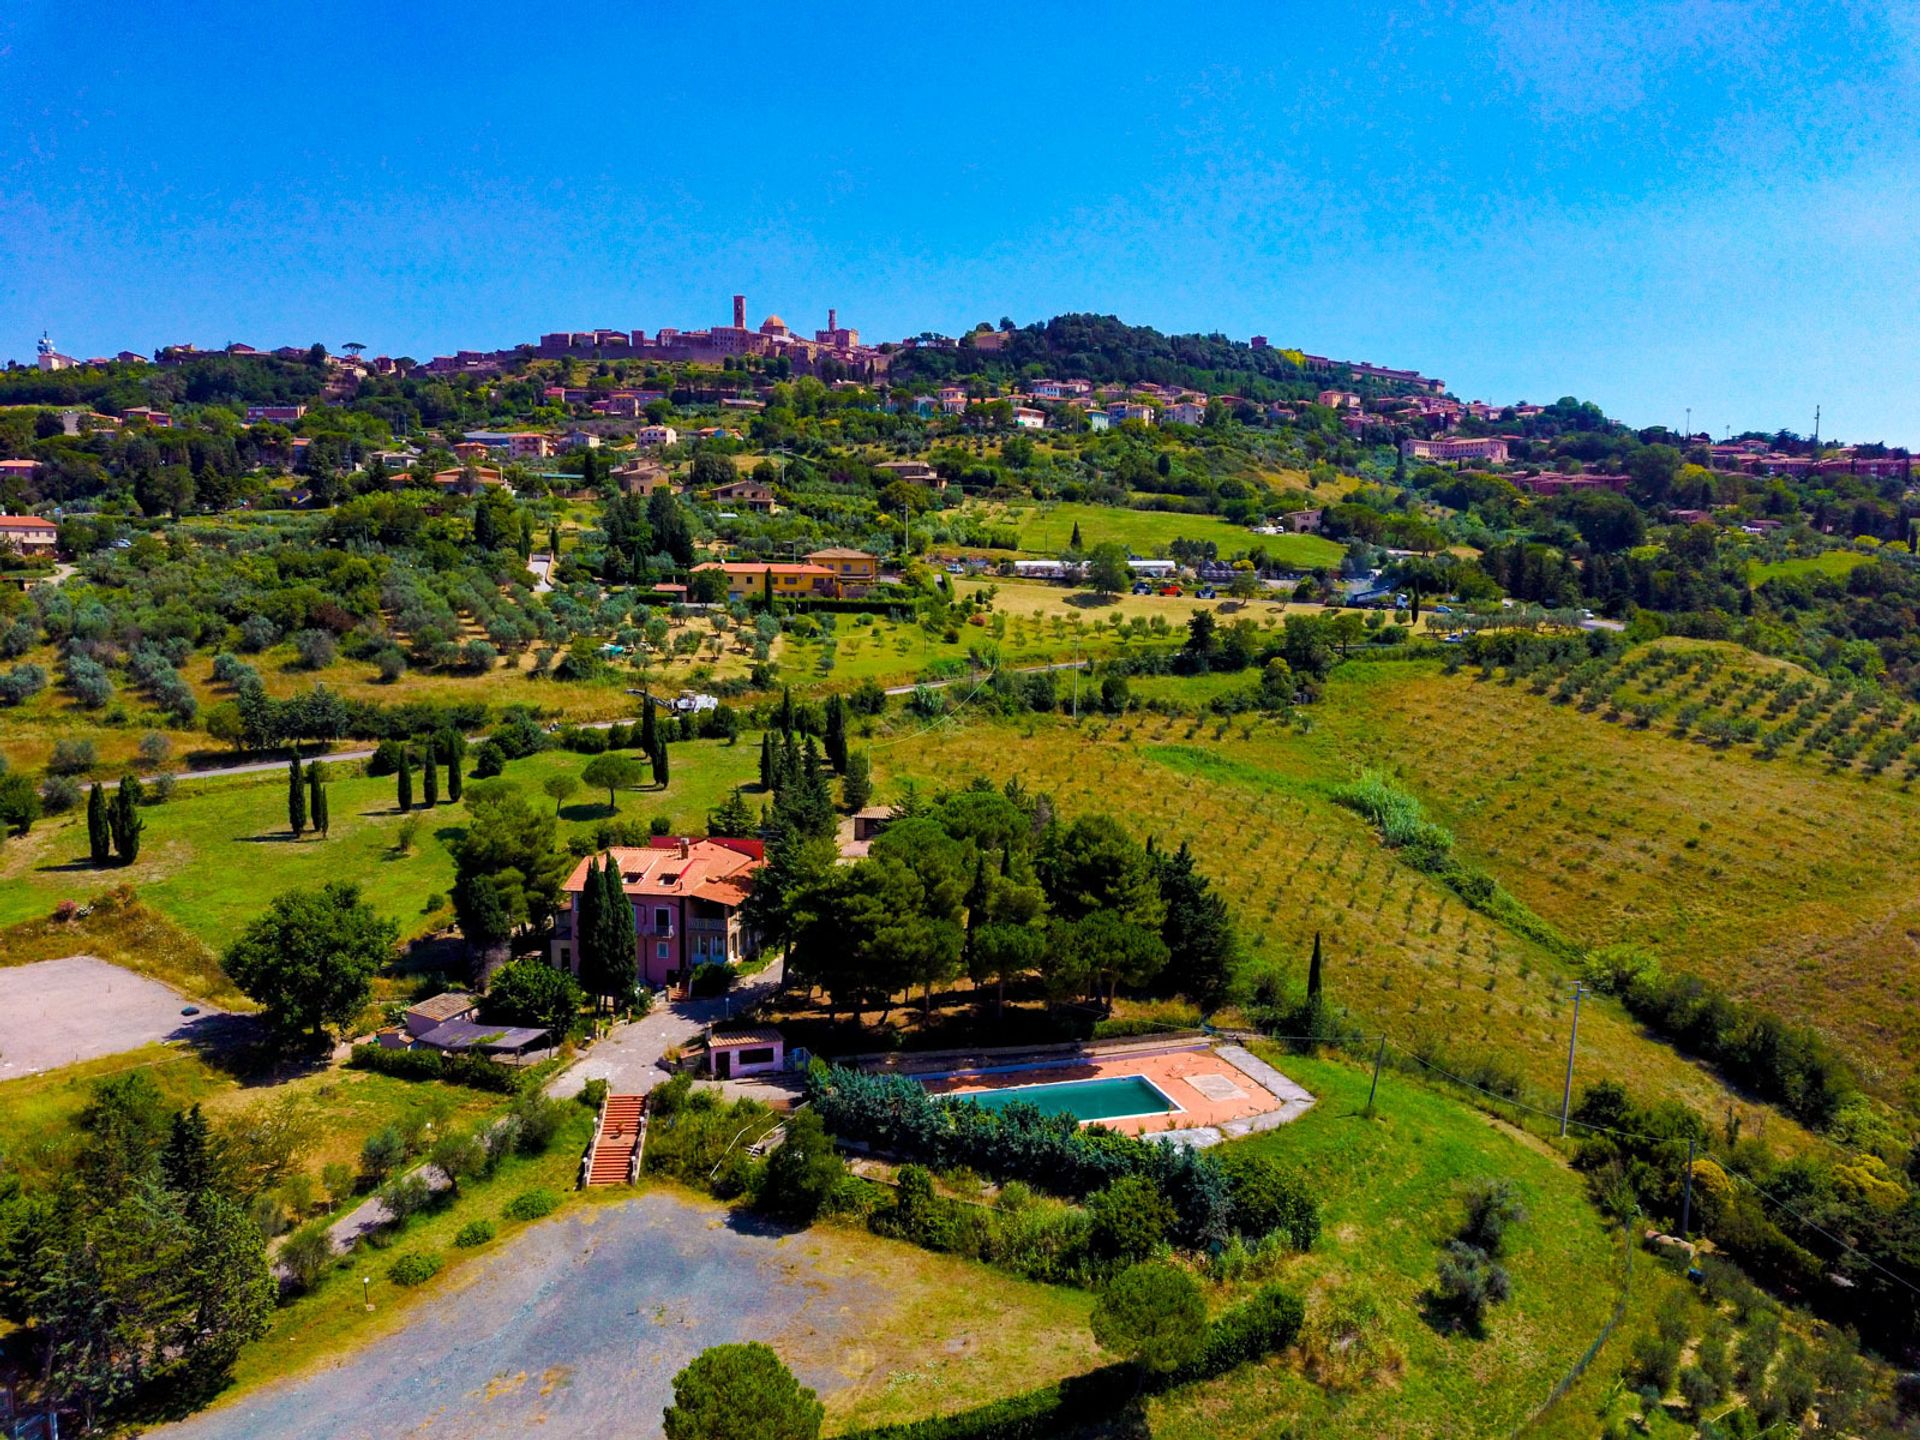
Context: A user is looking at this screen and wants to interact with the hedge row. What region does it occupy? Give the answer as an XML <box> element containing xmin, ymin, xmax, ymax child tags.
<box><xmin>810</xmin><ymin>1066</ymin><xmax>1287</xmax><ymax>1251</ymax></box>
<box><xmin>839</xmin><ymin>1284</ymin><xmax>1304</xmax><ymax>1440</ymax></box>
<box><xmin>347</xmin><ymin>1042</ymin><xmax>522</xmax><ymax>1093</ymax></box>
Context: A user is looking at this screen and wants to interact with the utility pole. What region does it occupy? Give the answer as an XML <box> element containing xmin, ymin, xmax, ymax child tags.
<box><xmin>1559</xmin><ymin>983</ymin><xmax>1587</xmax><ymax>1138</ymax></box>
<box><xmin>1366</xmin><ymin>1032</ymin><xmax>1388</xmax><ymax>1112</ymax></box>
<box><xmin>1680</xmin><ymin>1137</ymin><xmax>1696</xmax><ymax>1240</ymax></box>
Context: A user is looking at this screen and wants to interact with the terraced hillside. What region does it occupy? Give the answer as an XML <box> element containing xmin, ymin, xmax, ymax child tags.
<box><xmin>884</xmin><ymin>707</ymin><xmax>1818</xmax><ymax>1142</ymax></box>
<box><xmin>1309</xmin><ymin>651</ymin><xmax>1920</xmax><ymax>1100</ymax></box>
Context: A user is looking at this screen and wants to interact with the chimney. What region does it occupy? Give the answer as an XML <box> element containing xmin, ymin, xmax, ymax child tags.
<box><xmin>678</xmin><ymin>837</ymin><xmax>690</xmax><ymax>860</ymax></box>
<box><xmin>732</xmin><ymin>294</ymin><xmax>745</xmax><ymax>330</ymax></box>
<box><xmin>828</xmin><ymin>307</ymin><xmax>837</xmax><ymax>333</ymax></box>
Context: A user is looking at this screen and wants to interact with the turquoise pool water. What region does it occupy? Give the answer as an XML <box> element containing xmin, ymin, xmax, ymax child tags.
<box><xmin>938</xmin><ymin>1073</ymin><xmax>1178</xmax><ymax>1122</ymax></box>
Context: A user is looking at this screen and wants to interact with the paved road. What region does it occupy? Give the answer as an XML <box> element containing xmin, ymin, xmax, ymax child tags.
<box><xmin>160</xmin><ymin>1191</ymin><xmax>884</xmax><ymax>1440</ymax></box>
<box><xmin>549</xmin><ymin>957</ymin><xmax>785</xmax><ymax>1100</ymax></box>
<box><xmin>881</xmin><ymin>658</ymin><xmax>1086</xmax><ymax>697</ymax></box>
<box><xmin>528</xmin><ymin>551</ymin><xmax>554</xmax><ymax>594</ymax></box>
<box><xmin>0</xmin><ymin>956</ymin><xmax>230</xmax><ymax>1080</ymax></box>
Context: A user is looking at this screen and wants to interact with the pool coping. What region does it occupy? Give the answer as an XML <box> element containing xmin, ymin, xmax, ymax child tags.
<box><xmin>931</xmin><ymin>1069</ymin><xmax>1187</xmax><ymax>1125</ymax></box>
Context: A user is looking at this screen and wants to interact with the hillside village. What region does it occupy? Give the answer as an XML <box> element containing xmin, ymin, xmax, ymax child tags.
<box><xmin>0</xmin><ymin>304</ymin><xmax>1918</xmax><ymax>1440</ymax></box>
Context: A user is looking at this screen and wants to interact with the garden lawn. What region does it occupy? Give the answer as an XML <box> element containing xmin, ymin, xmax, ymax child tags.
<box><xmin>980</xmin><ymin>500</ymin><xmax>1345</xmax><ymax>567</ymax></box>
<box><xmin>1744</xmin><ymin>549</ymin><xmax>1871</xmax><ymax>586</ymax></box>
<box><xmin>1149</xmin><ymin>1050</ymin><xmax>1622</xmax><ymax>1440</ymax></box>
<box><xmin>0</xmin><ymin>739</ymin><xmax>762</xmax><ymax>947</ymax></box>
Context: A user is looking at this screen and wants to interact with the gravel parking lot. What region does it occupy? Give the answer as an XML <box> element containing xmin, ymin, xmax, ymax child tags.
<box><xmin>0</xmin><ymin>955</ymin><xmax>224</xmax><ymax>1079</ymax></box>
<box><xmin>159</xmin><ymin>1191</ymin><xmax>886</xmax><ymax>1440</ymax></box>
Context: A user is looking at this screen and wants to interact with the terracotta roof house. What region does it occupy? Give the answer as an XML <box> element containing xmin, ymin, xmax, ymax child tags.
<box><xmin>805</xmin><ymin>547</ymin><xmax>879</xmax><ymax>593</ymax></box>
<box><xmin>552</xmin><ymin>837</ymin><xmax>766</xmax><ymax>989</ymax></box>
<box><xmin>690</xmin><ymin>561</ymin><xmax>834</xmax><ymax>600</ymax></box>
<box><xmin>0</xmin><ymin>515</ymin><xmax>58</xmax><ymax>551</ymax></box>
<box><xmin>709</xmin><ymin>479</ymin><xmax>778</xmax><ymax>513</ymax></box>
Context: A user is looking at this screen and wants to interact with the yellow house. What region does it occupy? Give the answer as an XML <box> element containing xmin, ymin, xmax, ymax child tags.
<box><xmin>691</xmin><ymin>562</ymin><xmax>835</xmax><ymax>601</ymax></box>
<box><xmin>804</xmin><ymin>547</ymin><xmax>879</xmax><ymax>592</ymax></box>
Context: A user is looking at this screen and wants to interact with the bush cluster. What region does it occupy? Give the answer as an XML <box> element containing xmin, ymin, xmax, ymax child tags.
<box><xmin>807</xmin><ymin>1066</ymin><xmax>1315</xmax><ymax>1252</ymax></box>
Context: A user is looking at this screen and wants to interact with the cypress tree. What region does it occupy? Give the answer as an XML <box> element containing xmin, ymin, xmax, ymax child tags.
<box><xmin>1069</xmin><ymin>520</ymin><xmax>1084</xmax><ymax>550</ymax></box>
<box><xmin>397</xmin><ymin>745</ymin><xmax>413</xmax><ymax>812</ymax></box>
<box><xmin>650</xmin><ymin>735</ymin><xmax>669</xmax><ymax>788</ymax></box>
<box><xmin>422</xmin><ymin>735</ymin><xmax>440</xmax><ymax>807</ymax></box>
<box><xmin>444</xmin><ymin>731</ymin><xmax>465</xmax><ymax>802</ymax></box>
<box><xmin>759</xmin><ymin>731</ymin><xmax>775</xmax><ymax>790</ymax></box>
<box><xmin>841</xmin><ymin>751</ymin><xmax>871</xmax><ymax>812</ymax></box>
<box><xmin>640</xmin><ymin>699</ymin><xmax>658</xmax><ymax>757</ymax></box>
<box><xmin>823</xmin><ymin>693</ymin><xmax>848</xmax><ymax>774</ymax></box>
<box><xmin>109</xmin><ymin>779</ymin><xmax>143</xmax><ymax>864</ymax></box>
<box><xmin>1307</xmin><ymin>931</ymin><xmax>1323</xmax><ymax>1006</ymax></box>
<box><xmin>86</xmin><ymin>781</ymin><xmax>111</xmax><ymax>865</ymax></box>
<box><xmin>576</xmin><ymin>856</ymin><xmax>605</xmax><ymax>1009</ymax></box>
<box><xmin>288</xmin><ymin>753</ymin><xmax>306</xmax><ymax>837</ymax></box>
<box><xmin>310</xmin><ymin>763</ymin><xmax>330</xmax><ymax>838</ymax></box>
<box><xmin>602</xmin><ymin>857</ymin><xmax>637</xmax><ymax>1003</ymax></box>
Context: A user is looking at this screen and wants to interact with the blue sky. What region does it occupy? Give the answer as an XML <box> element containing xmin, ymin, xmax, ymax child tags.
<box><xmin>4</xmin><ymin>1</ymin><xmax>1918</xmax><ymax>443</ymax></box>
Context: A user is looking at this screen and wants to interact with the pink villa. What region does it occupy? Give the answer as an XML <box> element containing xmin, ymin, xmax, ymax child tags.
<box><xmin>552</xmin><ymin>837</ymin><xmax>765</xmax><ymax>989</ymax></box>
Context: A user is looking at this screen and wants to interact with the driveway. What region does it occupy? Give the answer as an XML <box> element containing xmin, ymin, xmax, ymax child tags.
<box><xmin>549</xmin><ymin>958</ymin><xmax>785</xmax><ymax>1099</ymax></box>
<box><xmin>0</xmin><ymin>955</ymin><xmax>230</xmax><ymax>1079</ymax></box>
<box><xmin>159</xmin><ymin>1191</ymin><xmax>886</xmax><ymax>1440</ymax></box>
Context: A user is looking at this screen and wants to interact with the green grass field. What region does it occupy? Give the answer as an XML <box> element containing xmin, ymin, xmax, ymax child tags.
<box><xmin>0</xmin><ymin>739</ymin><xmax>764</xmax><ymax>946</ymax></box>
<box><xmin>1745</xmin><ymin>549</ymin><xmax>1872</xmax><ymax>586</ymax></box>
<box><xmin>972</xmin><ymin>500</ymin><xmax>1344</xmax><ymax>567</ymax></box>
<box><xmin>1150</xmin><ymin>1050</ymin><xmax>1622</xmax><ymax>1439</ymax></box>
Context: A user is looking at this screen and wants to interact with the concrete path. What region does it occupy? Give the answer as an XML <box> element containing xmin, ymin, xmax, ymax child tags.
<box><xmin>1152</xmin><ymin>1045</ymin><xmax>1316</xmax><ymax>1150</ymax></box>
<box><xmin>0</xmin><ymin>956</ymin><xmax>231</xmax><ymax>1079</ymax></box>
<box><xmin>528</xmin><ymin>551</ymin><xmax>554</xmax><ymax>594</ymax></box>
<box><xmin>158</xmin><ymin>1191</ymin><xmax>886</xmax><ymax>1440</ymax></box>
<box><xmin>548</xmin><ymin>958</ymin><xmax>786</xmax><ymax>1100</ymax></box>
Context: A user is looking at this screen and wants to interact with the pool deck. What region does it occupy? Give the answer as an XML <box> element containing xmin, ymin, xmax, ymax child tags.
<box><xmin>923</xmin><ymin>1042</ymin><xmax>1313</xmax><ymax>1143</ymax></box>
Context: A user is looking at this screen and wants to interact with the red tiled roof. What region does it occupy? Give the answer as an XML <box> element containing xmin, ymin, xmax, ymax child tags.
<box><xmin>561</xmin><ymin>839</ymin><xmax>763</xmax><ymax>907</ymax></box>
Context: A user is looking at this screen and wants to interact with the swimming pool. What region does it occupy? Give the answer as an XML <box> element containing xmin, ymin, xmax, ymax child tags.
<box><xmin>937</xmin><ymin>1073</ymin><xmax>1180</xmax><ymax>1123</ymax></box>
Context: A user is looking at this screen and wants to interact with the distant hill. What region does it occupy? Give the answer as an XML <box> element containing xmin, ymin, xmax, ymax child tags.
<box><xmin>886</xmin><ymin>313</ymin><xmax>1430</xmax><ymax>404</ymax></box>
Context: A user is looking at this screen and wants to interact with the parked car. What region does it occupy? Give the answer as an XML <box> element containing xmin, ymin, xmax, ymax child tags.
<box><xmin>1158</xmin><ymin>584</ymin><xmax>1183</xmax><ymax>596</ymax></box>
<box><xmin>1196</xmin><ymin>585</ymin><xmax>1217</xmax><ymax>599</ymax></box>
<box><xmin>1132</xmin><ymin>581</ymin><xmax>1153</xmax><ymax>595</ymax></box>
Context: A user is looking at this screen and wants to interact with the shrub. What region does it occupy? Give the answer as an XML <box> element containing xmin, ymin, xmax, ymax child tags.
<box><xmin>293</xmin><ymin>629</ymin><xmax>337</xmax><ymax>669</ymax></box>
<box><xmin>472</xmin><ymin>739</ymin><xmax>508</xmax><ymax>778</ymax></box>
<box><xmin>757</xmin><ymin>1111</ymin><xmax>846</xmax><ymax>1223</ymax></box>
<box><xmin>360</xmin><ymin>1124</ymin><xmax>408</xmax><ymax>1183</ymax></box>
<box><xmin>504</xmin><ymin>1186</ymin><xmax>561</xmax><ymax>1222</ymax></box>
<box><xmin>1086</xmin><ymin>1175</ymin><xmax>1174</xmax><ymax>1265</ymax></box>
<box><xmin>688</xmin><ymin>962</ymin><xmax>733</xmax><ymax>998</ymax></box>
<box><xmin>1214</xmin><ymin>1149</ymin><xmax>1320</xmax><ymax>1249</ymax></box>
<box><xmin>454</xmin><ymin>1219</ymin><xmax>496</xmax><ymax>1248</ymax></box>
<box><xmin>47</xmin><ymin>737</ymin><xmax>98</xmax><ymax>775</ymax></box>
<box><xmin>380</xmin><ymin>1173</ymin><xmax>433</xmax><ymax>1225</ymax></box>
<box><xmin>387</xmin><ymin>1251</ymin><xmax>443</xmax><ymax>1286</ymax></box>
<box><xmin>39</xmin><ymin>774</ymin><xmax>81</xmax><ymax>815</ymax></box>
<box><xmin>0</xmin><ymin>662</ymin><xmax>47</xmax><ymax>706</ymax></box>
<box><xmin>280</xmin><ymin>1224</ymin><xmax>336</xmax><ymax>1293</ymax></box>
<box><xmin>1430</xmin><ymin>1241</ymin><xmax>1511</xmax><ymax>1333</ymax></box>
<box><xmin>1091</xmin><ymin>1262</ymin><xmax>1208</xmax><ymax>1374</ymax></box>
<box><xmin>1459</xmin><ymin>1177</ymin><xmax>1525</xmax><ymax>1256</ymax></box>
<box><xmin>580</xmin><ymin>1077</ymin><xmax>610</xmax><ymax>1110</ymax></box>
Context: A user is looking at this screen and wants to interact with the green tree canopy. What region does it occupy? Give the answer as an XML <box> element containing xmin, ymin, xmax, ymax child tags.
<box><xmin>662</xmin><ymin>1342</ymin><xmax>822</xmax><ymax>1440</ymax></box>
<box><xmin>1090</xmin><ymin>1261</ymin><xmax>1207</xmax><ymax>1374</ymax></box>
<box><xmin>223</xmin><ymin>881</ymin><xmax>396</xmax><ymax>1041</ymax></box>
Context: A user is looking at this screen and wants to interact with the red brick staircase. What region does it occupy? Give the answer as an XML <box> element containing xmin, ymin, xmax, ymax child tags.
<box><xmin>582</xmin><ymin>1093</ymin><xmax>646</xmax><ymax>1187</ymax></box>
